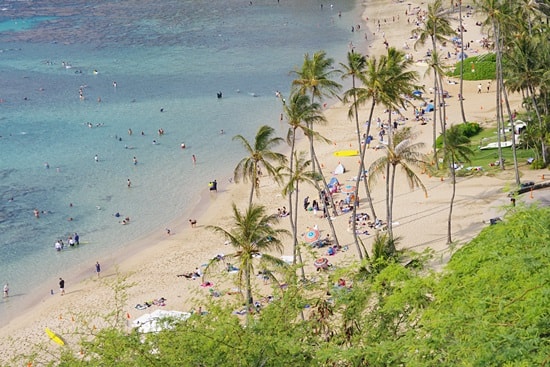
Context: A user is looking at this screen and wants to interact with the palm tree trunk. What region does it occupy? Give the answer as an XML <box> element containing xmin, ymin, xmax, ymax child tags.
<box><xmin>287</xmin><ymin>135</ymin><xmax>307</xmax><ymax>281</ymax></box>
<box><xmin>459</xmin><ymin>0</ymin><xmax>467</xmax><ymax>123</ymax></box>
<box><xmin>293</xmin><ymin>181</ymin><xmax>306</xmax><ymax>281</ymax></box>
<box><xmin>528</xmin><ymin>87</ymin><xmax>548</xmax><ymax>165</ymax></box>
<box><xmin>360</xmin><ymin>101</ymin><xmax>378</xmax><ymax>222</ymax></box>
<box><xmin>447</xmin><ymin>158</ymin><xmax>456</xmax><ymax>244</ymax></box>
<box><xmin>309</xmin><ymin>94</ymin><xmax>317</xmax><ymax>174</ymax></box>
<box><xmin>432</xmin><ymin>70</ymin><xmax>439</xmax><ymax>169</ymax></box>
<box><xmin>312</xmin><ymin>151</ymin><xmax>340</xmax><ymax>249</ymax></box>
<box><xmin>249</xmin><ymin>164</ymin><xmax>257</xmax><ymax>207</ymax></box>
<box><xmin>493</xmin><ymin>22</ymin><xmax>505</xmax><ymax>171</ymax></box>
<box><xmin>352</xmin><ymin>100</ymin><xmax>378</xmax><ymax>260</ymax></box>
<box><xmin>245</xmin><ymin>261</ymin><xmax>253</xmax><ymax>312</ymax></box>
<box><xmin>350</xmin><ymin>76</ymin><xmax>365</xmax><ymax>260</ymax></box>
<box><xmin>387</xmin><ymin>163</ymin><xmax>396</xmax><ymax>251</ymax></box>
<box><xmin>288</xmin><ymin>134</ymin><xmax>299</xmax><ymax>265</ymax></box>
<box><xmin>501</xmin><ymin>78</ymin><xmax>520</xmax><ymax>186</ymax></box>
<box><xmin>431</xmin><ymin>35</ymin><xmax>439</xmax><ymax>170</ymax></box>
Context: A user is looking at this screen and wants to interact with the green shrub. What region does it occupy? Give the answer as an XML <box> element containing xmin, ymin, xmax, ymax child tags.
<box><xmin>530</xmin><ymin>158</ymin><xmax>547</xmax><ymax>169</ymax></box>
<box><xmin>436</xmin><ymin>122</ymin><xmax>482</xmax><ymax>147</ymax></box>
<box><xmin>449</xmin><ymin>54</ymin><xmax>495</xmax><ymax>80</ymax></box>
<box><xmin>456</xmin><ymin>122</ymin><xmax>482</xmax><ymax>138</ymax></box>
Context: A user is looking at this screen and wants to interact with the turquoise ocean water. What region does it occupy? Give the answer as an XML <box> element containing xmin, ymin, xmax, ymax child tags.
<box><xmin>0</xmin><ymin>0</ymin><xmax>363</xmax><ymax>321</ymax></box>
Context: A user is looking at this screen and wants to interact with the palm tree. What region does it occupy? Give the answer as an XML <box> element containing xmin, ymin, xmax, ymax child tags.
<box><xmin>342</xmin><ymin>48</ymin><xmax>419</xmax><ymax>258</ymax></box>
<box><xmin>206</xmin><ymin>203</ymin><xmax>290</xmax><ymax>312</ymax></box>
<box><xmin>283</xmin><ymin>92</ymin><xmax>326</xmax><ymax>174</ymax></box>
<box><xmin>281</xmin><ymin>151</ymin><xmax>319</xmax><ymax>280</ymax></box>
<box><xmin>504</xmin><ymin>29</ymin><xmax>549</xmax><ymax>168</ymax></box>
<box><xmin>340</xmin><ymin>51</ymin><xmax>368</xmax><ymax>152</ymax></box>
<box><xmin>291</xmin><ymin>50</ymin><xmax>342</xmax><ymax>174</ymax></box>
<box><xmin>368</xmin><ymin>127</ymin><xmax>427</xmax><ymax>251</ymax></box>
<box><xmin>233</xmin><ymin>125</ymin><xmax>287</xmax><ymax>206</ymax></box>
<box><xmin>340</xmin><ymin>51</ymin><xmax>370</xmax><ymax>260</ymax></box>
<box><xmin>436</xmin><ymin>125</ymin><xmax>474</xmax><ymax>244</ymax></box>
<box><xmin>414</xmin><ymin>0</ymin><xmax>456</xmax><ymax>167</ymax></box>
<box><xmin>457</xmin><ymin>0</ymin><xmax>468</xmax><ymax>123</ymax></box>
<box><xmin>282</xmin><ymin>92</ymin><xmax>340</xmax><ymax>248</ymax></box>
<box><xmin>476</xmin><ymin>0</ymin><xmax>515</xmax><ymax>169</ymax></box>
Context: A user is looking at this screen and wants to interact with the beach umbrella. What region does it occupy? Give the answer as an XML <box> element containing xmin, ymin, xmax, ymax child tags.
<box><xmin>412</xmin><ymin>90</ymin><xmax>423</xmax><ymax>97</ymax></box>
<box><xmin>340</xmin><ymin>184</ymin><xmax>356</xmax><ymax>194</ymax></box>
<box><xmin>303</xmin><ymin>229</ymin><xmax>320</xmax><ymax>243</ymax></box>
<box><xmin>457</xmin><ymin>52</ymin><xmax>468</xmax><ymax>60</ymax></box>
<box><xmin>314</xmin><ymin>257</ymin><xmax>329</xmax><ymax>269</ymax></box>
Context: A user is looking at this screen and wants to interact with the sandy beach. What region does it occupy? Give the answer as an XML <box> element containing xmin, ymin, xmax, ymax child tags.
<box><xmin>1</xmin><ymin>0</ymin><xmax>548</xmax><ymax>363</ymax></box>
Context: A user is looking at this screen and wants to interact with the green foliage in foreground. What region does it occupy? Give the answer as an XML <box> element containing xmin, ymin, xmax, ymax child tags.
<box><xmin>13</xmin><ymin>206</ymin><xmax>550</xmax><ymax>367</ymax></box>
<box><xmin>449</xmin><ymin>53</ymin><xmax>496</xmax><ymax>81</ymax></box>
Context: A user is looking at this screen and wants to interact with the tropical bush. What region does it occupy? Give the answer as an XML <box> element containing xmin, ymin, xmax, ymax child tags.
<box><xmin>436</xmin><ymin>122</ymin><xmax>482</xmax><ymax>148</ymax></box>
<box><xmin>449</xmin><ymin>53</ymin><xmax>496</xmax><ymax>80</ymax></box>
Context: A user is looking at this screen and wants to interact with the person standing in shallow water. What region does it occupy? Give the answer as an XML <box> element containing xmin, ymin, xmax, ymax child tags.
<box><xmin>95</xmin><ymin>262</ymin><xmax>101</xmax><ymax>277</ymax></box>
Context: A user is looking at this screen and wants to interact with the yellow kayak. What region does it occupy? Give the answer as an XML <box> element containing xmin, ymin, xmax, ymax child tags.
<box><xmin>334</xmin><ymin>150</ymin><xmax>359</xmax><ymax>157</ymax></box>
<box><xmin>45</xmin><ymin>327</ymin><xmax>65</xmax><ymax>346</ymax></box>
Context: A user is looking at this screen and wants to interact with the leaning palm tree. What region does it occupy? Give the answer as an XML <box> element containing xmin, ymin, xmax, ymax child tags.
<box><xmin>281</xmin><ymin>151</ymin><xmax>320</xmax><ymax>280</ymax></box>
<box><xmin>283</xmin><ymin>92</ymin><xmax>326</xmax><ymax>173</ymax></box>
<box><xmin>436</xmin><ymin>124</ymin><xmax>474</xmax><ymax>244</ymax></box>
<box><xmin>368</xmin><ymin>127</ymin><xmax>428</xmax><ymax>251</ymax></box>
<box><xmin>282</xmin><ymin>92</ymin><xmax>340</xmax><ymax>248</ymax></box>
<box><xmin>340</xmin><ymin>51</ymin><xmax>370</xmax><ymax>260</ymax></box>
<box><xmin>206</xmin><ymin>203</ymin><xmax>290</xmax><ymax>313</ymax></box>
<box><xmin>233</xmin><ymin>125</ymin><xmax>287</xmax><ymax>206</ymax></box>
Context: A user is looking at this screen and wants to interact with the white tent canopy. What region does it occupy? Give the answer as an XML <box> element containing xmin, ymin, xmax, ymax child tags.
<box><xmin>334</xmin><ymin>163</ymin><xmax>345</xmax><ymax>175</ymax></box>
<box><xmin>132</xmin><ymin>309</ymin><xmax>191</xmax><ymax>333</ymax></box>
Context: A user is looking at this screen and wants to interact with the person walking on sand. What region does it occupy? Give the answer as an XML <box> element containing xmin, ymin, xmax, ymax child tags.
<box><xmin>3</xmin><ymin>283</ymin><xmax>8</xmax><ymax>297</ymax></box>
<box><xmin>59</xmin><ymin>278</ymin><xmax>65</xmax><ymax>295</ymax></box>
<box><xmin>95</xmin><ymin>261</ymin><xmax>101</xmax><ymax>277</ymax></box>
<box><xmin>477</xmin><ymin>83</ymin><xmax>482</xmax><ymax>93</ymax></box>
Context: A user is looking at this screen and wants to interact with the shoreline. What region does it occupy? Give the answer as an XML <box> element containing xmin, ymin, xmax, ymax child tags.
<box><xmin>1</xmin><ymin>0</ymin><xmax>549</xmax><ymax>362</ymax></box>
<box><xmin>1</xmin><ymin>171</ymin><xmax>235</xmax><ymax>328</ymax></box>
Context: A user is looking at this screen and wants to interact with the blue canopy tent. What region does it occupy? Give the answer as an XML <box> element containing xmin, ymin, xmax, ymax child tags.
<box><xmin>423</xmin><ymin>103</ymin><xmax>434</xmax><ymax>113</ymax></box>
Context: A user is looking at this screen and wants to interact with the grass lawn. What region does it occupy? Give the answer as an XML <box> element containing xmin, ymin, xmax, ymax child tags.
<box><xmin>434</xmin><ymin>125</ymin><xmax>538</xmax><ymax>179</ymax></box>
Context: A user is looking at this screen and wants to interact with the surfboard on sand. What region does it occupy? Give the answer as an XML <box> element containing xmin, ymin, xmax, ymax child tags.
<box><xmin>333</xmin><ymin>150</ymin><xmax>359</xmax><ymax>157</ymax></box>
<box><xmin>45</xmin><ymin>327</ymin><xmax>65</xmax><ymax>346</ymax></box>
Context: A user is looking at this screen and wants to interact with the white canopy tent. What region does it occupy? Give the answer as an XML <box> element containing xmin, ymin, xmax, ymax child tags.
<box><xmin>132</xmin><ymin>309</ymin><xmax>191</xmax><ymax>333</ymax></box>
